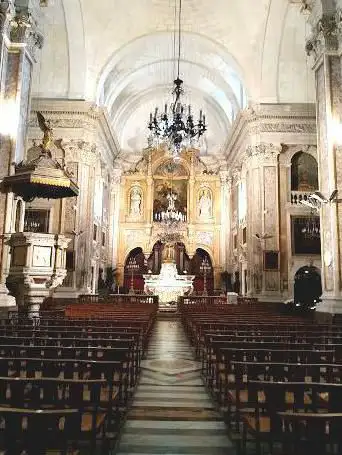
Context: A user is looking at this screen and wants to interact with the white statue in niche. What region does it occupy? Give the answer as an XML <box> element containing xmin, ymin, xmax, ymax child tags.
<box><xmin>129</xmin><ymin>187</ymin><xmax>142</xmax><ymax>218</ymax></box>
<box><xmin>198</xmin><ymin>188</ymin><xmax>212</xmax><ymax>219</ymax></box>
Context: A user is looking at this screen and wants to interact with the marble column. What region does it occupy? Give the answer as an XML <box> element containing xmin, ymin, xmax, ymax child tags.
<box><xmin>245</xmin><ymin>143</ymin><xmax>281</xmax><ymax>301</ymax></box>
<box><xmin>306</xmin><ymin>8</ymin><xmax>342</xmax><ymax>313</ymax></box>
<box><xmin>0</xmin><ymin>0</ymin><xmax>43</xmax><ymax>307</ymax></box>
<box><xmin>54</xmin><ymin>141</ymin><xmax>97</xmax><ymax>297</ymax></box>
<box><xmin>109</xmin><ymin>169</ymin><xmax>122</xmax><ymax>271</ymax></box>
<box><xmin>146</xmin><ymin>151</ymin><xmax>153</xmax><ymax>225</ymax></box>
<box><xmin>219</xmin><ymin>171</ymin><xmax>230</xmax><ymax>273</ymax></box>
<box><xmin>187</xmin><ymin>152</ymin><xmax>196</xmax><ymax>258</ymax></box>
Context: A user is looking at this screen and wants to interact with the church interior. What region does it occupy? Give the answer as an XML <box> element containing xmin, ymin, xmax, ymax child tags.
<box><xmin>1</xmin><ymin>0</ymin><xmax>342</xmax><ymax>453</ymax></box>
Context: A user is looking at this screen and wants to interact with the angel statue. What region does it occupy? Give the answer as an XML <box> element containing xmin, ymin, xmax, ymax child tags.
<box><xmin>37</xmin><ymin>111</ymin><xmax>53</xmax><ymax>151</ymax></box>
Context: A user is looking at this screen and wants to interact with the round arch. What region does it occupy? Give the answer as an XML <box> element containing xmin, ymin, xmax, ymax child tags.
<box><xmin>123</xmin><ymin>247</ymin><xmax>146</xmax><ymax>292</ymax></box>
<box><xmin>95</xmin><ymin>30</ymin><xmax>247</xmax><ymax>156</ymax></box>
<box><xmin>190</xmin><ymin>247</ymin><xmax>214</xmax><ymax>294</ymax></box>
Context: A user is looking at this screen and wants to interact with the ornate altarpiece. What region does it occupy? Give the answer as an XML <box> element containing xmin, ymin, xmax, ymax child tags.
<box><xmin>116</xmin><ymin>148</ymin><xmax>222</xmax><ymax>287</ymax></box>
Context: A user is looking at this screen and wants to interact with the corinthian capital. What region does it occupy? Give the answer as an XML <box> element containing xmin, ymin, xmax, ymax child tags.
<box><xmin>111</xmin><ymin>168</ymin><xmax>122</xmax><ymax>187</ymax></box>
<box><xmin>0</xmin><ymin>1</ymin><xmax>14</xmax><ymax>35</ymax></box>
<box><xmin>219</xmin><ymin>170</ymin><xmax>230</xmax><ymax>184</ymax></box>
<box><xmin>77</xmin><ymin>141</ymin><xmax>98</xmax><ymax>166</ymax></box>
<box><xmin>9</xmin><ymin>1</ymin><xmax>44</xmax><ymax>60</ymax></box>
<box><xmin>306</xmin><ymin>11</ymin><xmax>342</xmax><ymax>60</ymax></box>
<box><xmin>246</xmin><ymin>143</ymin><xmax>281</xmax><ymax>166</ymax></box>
<box><xmin>61</xmin><ymin>140</ymin><xmax>97</xmax><ymax>166</ymax></box>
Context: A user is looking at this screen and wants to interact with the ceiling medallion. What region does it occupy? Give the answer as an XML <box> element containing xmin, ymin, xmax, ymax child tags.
<box><xmin>147</xmin><ymin>0</ymin><xmax>207</xmax><ymax>161</ymax></box>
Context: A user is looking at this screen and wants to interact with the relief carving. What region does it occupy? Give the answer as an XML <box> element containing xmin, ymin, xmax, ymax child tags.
<box><xmin>246</xmin><ymin>143</ymin><xmax>281</xmax><ymax>166</ymax></box>
<box><xmin>306</xmin><ymin>12</ymin><xmax>341</xmax><ymax>59</ymax></box>
<box><xmin>10</xmin><ymin>8</ymin><xmax>43</xmax><ymax>59</ymax></box>
<box><xmin>196</xmin><ymin>231</ymin><xmax>214</xmax><ymax>246</ymax></box>
<box><xmin>0</xmin><ymin>1</ymin><xmax>14</xmax><ymax>34</ymax></box>
<box><xmin>125</xmin><ymin>230</ymin><xmax>144</xmax><ymax>245</ymax></box>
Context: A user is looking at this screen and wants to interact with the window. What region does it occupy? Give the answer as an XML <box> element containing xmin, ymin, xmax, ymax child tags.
<box><xmin>102</xmin><ymin>231</ymin><xmax>106</xmax><ymax>246</ymax></box>
<box><xmin>93</xmin><ymin>224</ymin><xmax>98</xmax><ymax>241</ymax></box>
<box><xmin>24</xmin><ymin>209</ymin><xmax>49</xmax><ymax>233</ymax></box>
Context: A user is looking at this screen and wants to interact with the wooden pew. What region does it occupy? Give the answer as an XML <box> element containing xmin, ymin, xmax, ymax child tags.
<box><xmin>241</xmin><ymin>381</ymin><xmax>342</xmax><ymax>455</ymax></box>
<box><xmin>0</xmin><ymin>407</ymin><xmax>81</xmax><ymax>455</ymax></box>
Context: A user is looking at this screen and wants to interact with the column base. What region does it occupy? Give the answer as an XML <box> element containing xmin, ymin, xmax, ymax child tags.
<box><xmin>0</xmin><ymin>284</ymin><xmax>16</xmax><ymax>307</ymax></box>
<box><xmin>53</xmin><ymin>287</ymin><xmax>87</xmax><ymax>299</ymax></box>
<box><xmin>316</xmin><ymin>296</ymin><xmax>342</xmax><ymax>314</ymax></box>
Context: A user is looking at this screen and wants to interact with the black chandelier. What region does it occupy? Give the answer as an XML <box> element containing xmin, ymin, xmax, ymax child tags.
<box><xmin>147</xmin><ymin>0</ymin><xmax>207</xmax><ymax>159</ymax></box>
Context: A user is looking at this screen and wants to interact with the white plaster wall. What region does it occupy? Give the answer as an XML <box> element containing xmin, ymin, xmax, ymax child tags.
<box><xmin>259</xmin><ymin>0</ymin><xmax>315</xmax><ymax>103</ymax></box>
<box><xmin>63</xmin><ymin>0</ymin><xmax>86</xmax><ymax>99</ymax></box>
<box><xmin>31</xmin><ymin>0</ymin><xmax>70</xmax><ymax>98</ymax></box>
<box><xmin>277</xmin><ymin>5</ymin><xmax>315</xmax><ymax>102</ymax></box>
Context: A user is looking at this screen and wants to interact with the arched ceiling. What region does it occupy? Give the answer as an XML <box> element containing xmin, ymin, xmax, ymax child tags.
<box><xmin>33</xmin><ymin>0</ymin><xmax>315</xmax><ymax>157</ymax></box>
<box><xmin>97</xmin><ymin>32</ymin><xmax>246</xmax><ymax>156</ymax></box>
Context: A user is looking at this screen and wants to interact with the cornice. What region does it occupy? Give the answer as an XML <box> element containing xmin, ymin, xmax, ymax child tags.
<box><xmin>28</xmin><ymin>99</ymin><xmax>121</xmax><ymax>166</ymax></box>
<box><xmin>223</xmin><ymin>103</ymin><xmax>316</xmax><ymax>168</ymax></box>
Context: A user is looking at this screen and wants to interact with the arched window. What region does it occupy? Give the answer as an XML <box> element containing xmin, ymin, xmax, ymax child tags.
<box><xmin>291</xmin><ymin>152</ymin><xmax>318</xmax><ymax>191</ymax></box>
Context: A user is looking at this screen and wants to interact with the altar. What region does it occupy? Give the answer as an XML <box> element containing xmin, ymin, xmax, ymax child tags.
<box><xmin>143</xmin><ymin>261</ymin><xmax>195</xmax><ymax>304</ymax></box>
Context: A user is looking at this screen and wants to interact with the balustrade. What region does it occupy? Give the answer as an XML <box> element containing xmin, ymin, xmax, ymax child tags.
<box><xmin>290</xmin><ymin>191</ymin><xmax>311</xmax><ymax>205</ymax></box>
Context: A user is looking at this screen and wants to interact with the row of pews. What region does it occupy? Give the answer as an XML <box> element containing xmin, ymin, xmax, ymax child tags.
<box><xmin>179</xmin><ymin>301</ymin><xmax>342</xmax><ymax>455</ymax></box>
<box><xmin>0</xmin><ymin>302</ymin><xmax>157</xmax><ymax>454</ymax></box>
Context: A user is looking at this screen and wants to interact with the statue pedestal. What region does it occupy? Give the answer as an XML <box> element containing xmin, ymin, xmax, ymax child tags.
<box><xmin>6</xmin><ymin>233</ymin><xmax>70</xmax><ymax>315</ymax></box>
<box><xmin>144</xmin><ymin>261</ymin><xmax>195</xmax><ymax>306</ymax></box>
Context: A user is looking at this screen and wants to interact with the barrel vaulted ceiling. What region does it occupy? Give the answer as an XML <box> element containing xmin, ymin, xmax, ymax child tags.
<box><xmin>32</xmin><ymin>0</ymin><xmax>315</xmax><ymax>158</ymax></box>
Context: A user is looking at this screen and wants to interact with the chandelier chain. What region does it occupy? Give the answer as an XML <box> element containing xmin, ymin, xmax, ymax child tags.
<box><xmin>147</xmin><ymin>0</ymin><xmax>207</xmax><ymax>159</ymax></box>
<box><xmin>177</xmin><ymin>0</ymin><xmax>182</xmax><ymax>79</ymax></box>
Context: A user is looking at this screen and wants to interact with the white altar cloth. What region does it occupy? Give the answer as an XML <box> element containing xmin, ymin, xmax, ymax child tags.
<box><xmin>143</xmin><ymin>262</ymin><xmax>195</xmax><ymax>304</ymax></box>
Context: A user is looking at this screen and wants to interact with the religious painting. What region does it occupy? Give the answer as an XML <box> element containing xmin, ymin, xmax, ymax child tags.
<box><xmin>263</xmin><ymin>250</ymin><xmax>279</xmax><ymax>271</ymax></box>
<box><xmin>153</xmin><ymin>180</ymin><xmax>187</xmax><ymax>216</ymax></box>
<box><xmin>291</xmin><ymin>216</ymin><xmax>321</xmax><ymax>255</ymax></box>
<box><xmin>291</xmin><ymin>152</ymin><xmax>318</xmax><ymax>192</ymax></box>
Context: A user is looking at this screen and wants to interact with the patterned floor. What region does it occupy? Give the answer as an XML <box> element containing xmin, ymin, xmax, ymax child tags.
<box><xmin>115</xmin><ymin>317</ymin><xmax>235</xmax><ymax>455</ymax></box>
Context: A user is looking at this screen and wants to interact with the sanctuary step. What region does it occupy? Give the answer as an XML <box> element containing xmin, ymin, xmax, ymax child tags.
<box><xmin>115</xmin><ymin>318</ymin><xmax>235</xmax><ymax>454</ymax></box>
<box><xmin>157</xmin><ymin>302</ymin><xmax>178</xmax><ymax>313</ymax></box>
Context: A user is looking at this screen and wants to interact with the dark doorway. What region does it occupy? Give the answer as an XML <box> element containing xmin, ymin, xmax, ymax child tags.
<box><xmin>124</xmin><ymin>247</ymin><xmax>146</xmax><ymax>292</ymax></box>
<box><xmin>190</xmin><ymin>248</ymin><xmax>214</xmax><ymax>294</ymax></box>
<box><xmin>294</xmin><ymin>265</ymin><xmax>322</xmax><ymax>310</ymax></box>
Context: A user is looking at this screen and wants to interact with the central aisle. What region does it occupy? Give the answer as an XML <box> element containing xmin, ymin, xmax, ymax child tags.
<box><xmin>116</xmin><ymin>317</ymin><xmax>235</xmax><ymax>454</ymax></box>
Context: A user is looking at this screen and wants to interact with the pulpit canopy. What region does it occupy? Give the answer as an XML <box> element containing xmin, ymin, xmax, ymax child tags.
<box><xmin>3</xmin><ymin>152</ymin><xmax>79</xmax><ymax>202</ymax></box>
